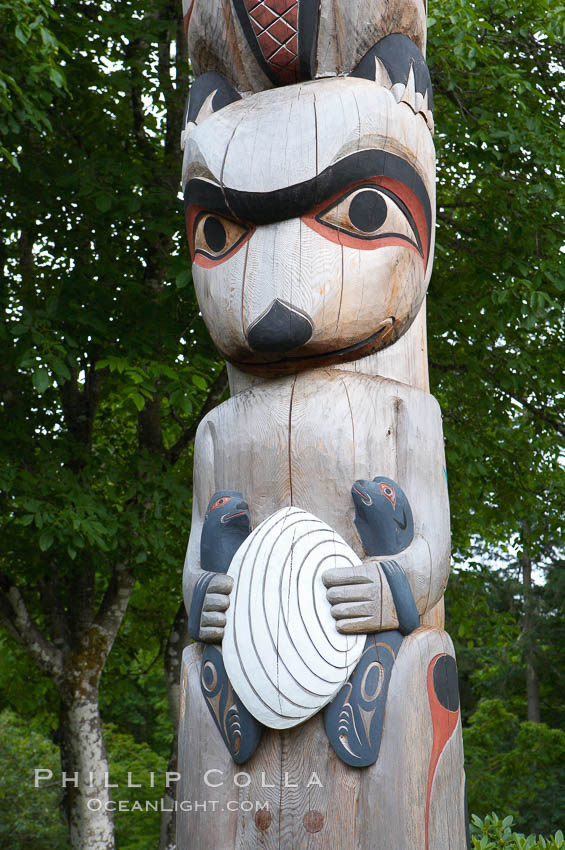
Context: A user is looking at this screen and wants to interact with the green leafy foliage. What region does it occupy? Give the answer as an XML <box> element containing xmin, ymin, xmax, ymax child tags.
<box><xmin>428</xmin><ymin>0</ymin><xmax>564</xmax><ymax>556</ymax></box>
<box><xmin>0</xmin><ymin>0</ymin><xmax>68</xmax><ymax>169</ymax></box>
<box><xmin>105</xmin><ymin>725</ymin><xmax>167</xmax><ymax>850</ymax></box>
<box><xmin>0</xmin><ymin>710</ymin><xmax>168</xmax><ymax>850</ymax></box>
<box><xmin>465</xmin><ymin>701</ymin><xmax>565</xmax><ymax>834</ymax></box>
<box><xmin>430</xmin><ymin>0</ymin><xmax>564</xmax><ymax>835</ymax></box>
<box><xmin>471</xmin><ymin>813</ymin><xmax>565</xmax><ymax>849</ymax></box>
<box><xmin>0</xmin><ymin>710</ymin><xmax>67</xmax><ymax>850</ymax></box>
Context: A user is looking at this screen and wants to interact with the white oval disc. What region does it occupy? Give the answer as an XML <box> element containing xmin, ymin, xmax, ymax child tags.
<box><xmin>223</xmin><ymin>507</ymin><xmax>365</xmax><ymax>729</ymax></box>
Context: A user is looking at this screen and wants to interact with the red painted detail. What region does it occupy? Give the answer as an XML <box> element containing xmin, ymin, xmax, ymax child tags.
<box><xmin>244</xmin><ymin>0</ymin><xmax>300</xmax><ymax>83</ymax></box>
<box><xmin>251</xmin><ymin>4</ymin><xmax>278</xmax><ymax>27</ymax></box>
<box><xmin>374</xmin><ymin>176</ymin><xmax>430</xmax><ymax>264</ymax></box>
<box><xmin>287</xmin><ymin>33</ymin><xmax>298</xmax><ymax>54</ymax></box>
<box><xmin>257</xmin><ymin>30</ymin><xmax>280</xmax><ymax>57</ymax></box>
<box><xmin>271</xmin><ymin>44</ymin><xmax>296</xmax><ymax>67</ymax></box>
<box><xmin>266</xmin><ymin>0</ymin><xmax>295</xmax><ymax>14</ymax></box>
<box><xmin>210</xmin><ymin>496</ymin><xmax>232</xmax><ymax>510</ymax></box>
<box><xmin>425</xmin><ymin>654</ymin><xmax>460</xmax><ymax>850</ymax></box>
<box><xmin>269</xmin><ymin>16</ymin><xmax>295</xmax><ymax>43</ymax></box>
<box><xmin>379</xmin><ymin>482</ymin><xmax>396</xmax><ymax>509</ymax></box>
<box><xmin>185</xmin><ymin>205</ymin><xmax>255</xmax><ymax>268</ymax></box>
<box><xmin>302</xmin><ymin>176</ymin><xmax>429</xmax><ymax>262</ymax></box>
<box><xmin>183</xmin><ymin>1</ymin><xmax>195</xmax><ymax>38</ymax></box>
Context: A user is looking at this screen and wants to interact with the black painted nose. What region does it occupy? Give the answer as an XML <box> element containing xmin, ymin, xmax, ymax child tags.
<box><xmin>247</xmin><ymin>299</ymin><xmax>313</xmax><ymax>353</ymax></box>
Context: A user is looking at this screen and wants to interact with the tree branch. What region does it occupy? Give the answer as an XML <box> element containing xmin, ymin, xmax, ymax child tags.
<box><xmin>92</xmin><ymin>561</ymin><xmax>136</xmax><ymax>658</ymax></box>
<box><xmin>124</xmin><ymin>37</ymin><xmax>153</xmax><ymax>153</ymax></box>
<box><xmin>138</xmin><ymin>394</ymin><xmax>165</xmax><ymax>453</ymax></box>
<box><xmin>0</xmin><ymin>572</ymin><xmax>64</xmax><ymax>682</ymax></box>
<box><xmin>506</xmin><ymin>392</ymin><xmax>565</xmax><ymax>438</ymax></box>
<box><xmin>167</xmin><ymin>367</ymin><xmax>229</xmax><ymax>465</ymax></box>
<box><xmin>40</xmin><ymin>564</ymin><xmax>72</xmax><ymax>653</ymax></box>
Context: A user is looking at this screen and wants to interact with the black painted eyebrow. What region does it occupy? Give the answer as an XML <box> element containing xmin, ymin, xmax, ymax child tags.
<box><xmin>184</xmin><ymin>150</ymin><xmax>431</xmax><ymax>237</ymax></box>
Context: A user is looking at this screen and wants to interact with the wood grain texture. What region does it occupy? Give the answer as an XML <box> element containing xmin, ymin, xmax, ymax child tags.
<box><xmin>187</xmin><ymin>0</ymin><xmax>427</xmax><ymax>94</ymax></box>
<box><xmin>227</xmin><ymin>298</ymin><xmax>430</xmax><ymax>396</ymax></box>
<box><xmin>183</xmin><ymin>370</ymin><xmax>450</xmax><ymax>642</ymax></box>
<box><xmin>178</xmin><ymin>629</ymin><xmax>467</xmax><ymax>849</ymax></box>
<box><xmin>182</xmin><ymin>78</ymin><xmax>435</xmax><ymax>376</ymax></box>
<box><xmin>223</xmin><ymin>507</ymin><xmax>365</xmax><ymax>728</ymax></box>
<box><xmin>189</xmin><ymin>0</ymin><xmax>272</xmax><ymax>94</ymax></box>
<box><xmin>178</xmin><ymin>4</ymin><xmax>466</xmax><ymax>843</ymax></box>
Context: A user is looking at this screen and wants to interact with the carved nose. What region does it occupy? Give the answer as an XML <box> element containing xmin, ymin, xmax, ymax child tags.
<box><xmin>247</xmin><ymin>300</ymin><xmax>313</xmax><ymax>353</ymax></box>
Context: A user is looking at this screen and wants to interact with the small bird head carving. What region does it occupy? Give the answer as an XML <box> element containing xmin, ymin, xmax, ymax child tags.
<box><xmin>351</xmin><ymin>476</ymin><xmax>414</xmax><ymax>556</ymax></box>
<box><xmin>201</xmin><ymin>490</ymin><xmax>251</xmax><ymax>573</ymax></box>
<box><xmin>204</xmin><ymin>490</ymin><xmax>250</xmax><ymax>528</ymax></box>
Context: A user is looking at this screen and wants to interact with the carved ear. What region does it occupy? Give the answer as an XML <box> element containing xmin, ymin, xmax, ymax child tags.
<box><xmin>181</xmin><ymin>71</ymin><xmax>242</xmax><ymax>149</ymax></box>
<box><xmin>351</xmin><ymin>35</ymin><xmax>434</xmax><ymax>133</ymax></box>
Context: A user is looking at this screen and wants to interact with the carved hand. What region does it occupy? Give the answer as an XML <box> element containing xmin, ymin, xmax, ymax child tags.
<box><xmin>199</xmin><ymin>574</ymin><xmax>234</xmax><ymax>643</ymax></box>
<box><xmin>323</xmin><ymin>561</ymin><xmax>396</xmax><ymax>634</ymax></box>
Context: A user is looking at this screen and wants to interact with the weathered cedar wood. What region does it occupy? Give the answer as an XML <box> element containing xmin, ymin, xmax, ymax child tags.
<box><xmin>177</xmin><ymin>0</ymin><xmax>467</xmax><ymax>846</ymax></box>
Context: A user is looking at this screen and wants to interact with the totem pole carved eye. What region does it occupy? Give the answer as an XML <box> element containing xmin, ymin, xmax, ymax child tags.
<box><xmin>189</xmin><ymin>211</ymin><xmax>252</xmax><ymax>267</ymax></box>
<box><xmin>378</xmin><ymin>482</ymin><xmax>397</xmax><ymax>508</ymax></box>
<box><xmin>314</xmin><ymin>185</ymin><xmax>422</xmax><ymax>255</ymax></box>
<box><xmin>210</xmin><ymin>495</ymin><xmax>232</xmax><ymax>510</ymax></box>
<box><xmin>302</xmin><ymin>177</ymin><xmax>429</xmax><ymax>262</ymax></box>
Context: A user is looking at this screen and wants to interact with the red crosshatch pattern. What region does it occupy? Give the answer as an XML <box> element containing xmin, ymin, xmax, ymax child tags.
<box><xmin>244</xmin><ymin>0</ymin><xmax>300</xmax><ymax>83</ymax></box>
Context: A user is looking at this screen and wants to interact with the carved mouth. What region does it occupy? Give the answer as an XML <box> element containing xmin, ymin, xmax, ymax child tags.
<box><xmin>227</xmin><ymin>318</ymin><xmax>395</xmax><ymax>377</ymax></box>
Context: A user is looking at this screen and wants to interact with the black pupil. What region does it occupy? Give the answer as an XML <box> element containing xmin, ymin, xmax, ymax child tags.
<box><xmin>348</xmin><ymin>190</ymin><xmax>387</xmax><ymax>233</ymax></box>
<box><xmin>204</xmin><ymin>216</ymin><xmax>227</xmax><ymax>253</ymax></box>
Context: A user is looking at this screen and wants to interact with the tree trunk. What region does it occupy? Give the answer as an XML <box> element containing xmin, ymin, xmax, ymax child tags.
<box><xmin>159</xmin><ymin>603</ymin><xmax>190</xmax><ymax>850</ymax></box>
<box><xmin>520</xmin><ymin>545</ymin><xmax>541</xmax><ymax>723</ymax></box>
<box><xmin>60</xmin><ymin>692</ymin><xmax>115</xmax><ymax>850</ymax></box>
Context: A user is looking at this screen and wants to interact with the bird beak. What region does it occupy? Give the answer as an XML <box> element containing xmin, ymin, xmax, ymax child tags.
<box><xmin>221</xmin><ymin>511</ymin><xmax>249</xmax><ymax>523</ymax></box>
<box><xmin>352</xmin><ymin>485</ymin><xmax>372</xmax><ymax>506</ymax></box>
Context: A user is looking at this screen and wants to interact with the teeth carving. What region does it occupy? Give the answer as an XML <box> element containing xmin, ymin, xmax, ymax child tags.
<box><xmin>180</xmin><ymin>90</ymin><xmax>219</xmax><ymax>149</ymax></box>
<box><xmin>367</xmin><ymin>61</ymin><xmax>434</xmax><ymax>134</ymax></box>
<box><xmin>400</xmin><ymin>65</ymin><xmax>417</xmax><ymax>109</ymax></box>
<box><xmin>373</xmin><ymin>57</ymin><xmax>393</xmax><ymax>89</ymax></box>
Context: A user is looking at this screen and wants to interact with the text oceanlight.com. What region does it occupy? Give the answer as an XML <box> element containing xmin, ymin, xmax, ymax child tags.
<box><xmin>86</xmin><ymin>799</ymin><xmax>270</xmax><ymax>813</ymax></box>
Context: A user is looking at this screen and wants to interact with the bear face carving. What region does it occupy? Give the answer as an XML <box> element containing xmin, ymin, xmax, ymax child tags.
<box><xmin>182</xmin><ymin>76</ymin><xmax>435</xmax><ymax>376</ymax></box>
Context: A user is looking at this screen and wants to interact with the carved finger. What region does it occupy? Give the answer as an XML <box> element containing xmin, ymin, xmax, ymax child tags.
<box><xmin>330</xmin><ymin>601</ymin><xmax>376</xmax><ymax>620</ymax></box>
<box><xmin>327</xmin><ymin>585</ymin><xmax>372</xmax><ymax>604</ymax></box>
<box><xmin>208</xmin><ymin>574</ymin><xmax>234</xmax><ymax>595</ymax></box>
<box><xmin>323</xmin><ymin>567</ymin><xmax>372</xmax><ymax>588</ymax></box>
<box><xmin>201</xmin><ymin>610</ymin><xmax>226</xmax><ymax>628</ymax></box>
<box><xmin>199</xmin><ymin>626</ymin><xmax>225</xmax><ymax>644</ymax></box>
<box><xmin>335</xmin><ymin>616</ymin><xmax>377</xmax><ymax>635</ymax></box>
<box><xmin>203</xmin><ymin>593</ymin><xmax>231</xmax><ymax>612</ymax></box>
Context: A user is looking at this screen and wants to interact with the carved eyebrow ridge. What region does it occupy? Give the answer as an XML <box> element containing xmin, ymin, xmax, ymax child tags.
<box><xmin>184</xmin><ymin>150</ymin><xmax>432</xmax><ymax>237</ymax></box>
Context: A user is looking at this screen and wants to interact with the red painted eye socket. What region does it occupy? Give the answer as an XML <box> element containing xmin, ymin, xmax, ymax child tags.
<box><xmin>185</xmin><ymin>206</ymin><xmax>254</xmax><ymax>268</ymax></box>
<box><xmin>302</xmin><ymin>177</ymin><xmax>429</xmax><ymax>263</ymax></box>
<box><xmin>210</xmin><ymin>496</ymin><xmax>232</xmax><ymax>510</ymax></box>
<box><xmin>379</xmin><ymin>482</ymin><xmax>396</xmax><ymax>508</ymax></box>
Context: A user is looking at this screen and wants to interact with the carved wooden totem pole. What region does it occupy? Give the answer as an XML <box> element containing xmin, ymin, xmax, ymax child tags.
<box><xmin>177</xmin><ymin>2</ymin><xmax>469</xmax><ymax>848</ymax></box>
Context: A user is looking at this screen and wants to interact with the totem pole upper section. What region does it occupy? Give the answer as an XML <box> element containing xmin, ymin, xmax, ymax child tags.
<box><xmin>181</xmin><ymin>0</ymin><xmax>435</xmax><ymax>377</ymax></box>
<box><xmin>184</xmin><ymin>0</ymin><xmax>427</xmax><ymax>90</ymax></box>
